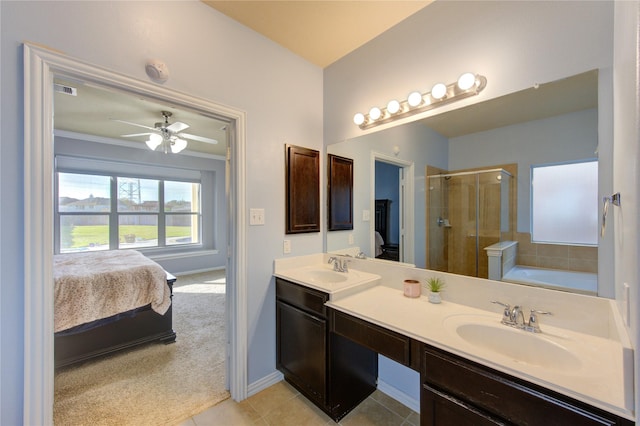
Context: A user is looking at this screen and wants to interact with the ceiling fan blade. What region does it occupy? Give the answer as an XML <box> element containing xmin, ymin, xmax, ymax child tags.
<box><xmin>180</xmin><ymin>132</ymin><xmax>219</xmax><ymax>144</ymax></box>
<box><xmin>166</xmin><ymin>121</ymin><xmax>189</xmax><ymax>133</ymax></box>
<box><xmin>121</xmin><ymin>132</ymin><xmax>153</xmax><ymax>138</ymax></box>
<box><xmin>110</xmin><ymin>118</ymin><xmax>156</xmax><ymax>131</ymax></box>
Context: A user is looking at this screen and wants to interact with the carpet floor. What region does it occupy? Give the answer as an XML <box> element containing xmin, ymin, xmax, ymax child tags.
<box><xmin>54</xmin><ymin>270</ymin><xmax>230</xmax><ymax>426</ymax></box>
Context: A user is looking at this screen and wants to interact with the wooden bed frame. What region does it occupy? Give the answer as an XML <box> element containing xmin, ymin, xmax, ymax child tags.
<box><xmin>54</xmin><ymin>273</ymin><xmax>177</xmax><ymax>369</ymax></box>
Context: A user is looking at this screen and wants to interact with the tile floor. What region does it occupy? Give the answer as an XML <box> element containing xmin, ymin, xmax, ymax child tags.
<box><xmin>177</xmin><ymin>380</ymin><xmax>419</xmax><ymax>426</ymax></box>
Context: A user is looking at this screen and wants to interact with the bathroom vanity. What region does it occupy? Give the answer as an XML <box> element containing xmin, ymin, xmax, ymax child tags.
<box><xmin>276</xmin><ymin>277</ymin><xmax>378</xmax><ymax>420</ymax></box>
<box><xmin>274</xmin><ymin>254</ymin><xmax>635</xmax><ymax>425</ymax></box>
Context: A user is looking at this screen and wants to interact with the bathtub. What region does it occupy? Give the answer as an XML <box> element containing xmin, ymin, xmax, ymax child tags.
<box><xmin>502</xmin><ymin>265</ymin><xmax>597</xmax><ymax>295</ymax></box>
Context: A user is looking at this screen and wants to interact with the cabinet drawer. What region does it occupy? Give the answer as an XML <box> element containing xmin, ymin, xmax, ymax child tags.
<box><xmin>276</xmin><ymin>278</ymin><xmax>329</xmax><ymax>317</ymax></box>
<box><xmin>330</xmin><ymin>309</ymin><xmax>410</xmax><ymax>366</ymax></box>
<box><xmin>422</xmin><ymin>383</ymin><xmax>506</xmax><ymax>426</ymax></box>
<box><xmin>423</xmin><ymin>346</ymin><xmax>620</xmax><ymax>426</ymax></box>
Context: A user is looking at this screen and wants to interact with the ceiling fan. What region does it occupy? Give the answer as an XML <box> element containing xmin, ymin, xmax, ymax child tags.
<box><xmin>113</xmin><ymin>110</ymin><xmax>218</xmax><ymax>153</ymax></box>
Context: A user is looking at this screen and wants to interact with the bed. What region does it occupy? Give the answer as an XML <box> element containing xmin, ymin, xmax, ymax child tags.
<box><xmin>53</xmin><ymin>250</ymin><xmax>177</xmax><ymax>368</ymax></box>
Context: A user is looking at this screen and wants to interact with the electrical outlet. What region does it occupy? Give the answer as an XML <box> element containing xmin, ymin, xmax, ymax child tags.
<box><xmin>348</xmin><ymin>233</ymin><xmax>354</xmax><ymax>245</ymax></box>
<box><xmin>362</xmin><ymin>210</ymin><xmax>370</xmax><ymax>221</ymax></box>
<box><xmin>283</xmin><ymin>240</ymin><xmax>291</xmax><ymax>254</ymax></box>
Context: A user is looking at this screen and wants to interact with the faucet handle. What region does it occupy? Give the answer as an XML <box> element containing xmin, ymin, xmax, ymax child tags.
<box><xmin>491</xmin><ymin>301</ymin><xmax>512</xmax><ymax>324</ymax></box>
<box><xmin>527</xmin><ymin>309</ymin><xmax>552</xmax><ymax>333</ymax></box>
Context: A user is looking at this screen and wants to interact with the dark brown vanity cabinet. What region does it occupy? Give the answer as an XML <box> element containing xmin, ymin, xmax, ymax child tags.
<box><xmin>276</xmin><ymin>278</ymin><xmax>632</xmax><ymax>425</ymax></box>
<box><xmin>421</xmin><ymin>346</ymin><xmax>633</xmax><ymax>426</ymax></box>
<box><xmin>275</xmin><ymin>278</ymin><xmax>377</xmax><ymax>421</ymax></box>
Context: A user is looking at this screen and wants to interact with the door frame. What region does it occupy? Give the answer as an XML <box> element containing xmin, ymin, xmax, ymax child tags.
<box><xmin>370</xmin><ymin>152</ymin><xmax>414</xmax><ymax>264</ymax></box>
<box><xmin>23</xmin><ymin>43</ymin><xmax>248</xmax><ymax>424</ymax></box>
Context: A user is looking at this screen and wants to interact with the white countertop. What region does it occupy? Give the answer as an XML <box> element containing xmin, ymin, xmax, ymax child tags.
<box><xmin>327</xmin><ymin>285</ymin><xmax>633</xmax><ymax>420</ymax></box>
<box><xmin>273</xmin><ymin>254</ymin><xmax>635</xmax><ymax>421</ymax></box>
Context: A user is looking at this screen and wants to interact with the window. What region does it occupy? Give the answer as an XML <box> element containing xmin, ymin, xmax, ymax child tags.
<box><xmin>531</xmin><ymin>160</ymin><xmax>598</xmax><ymax>245</ymax></box>
<box><xmin>57</xmin><ymin>172</ymin><xmax>201</xmax><ymax>253</ymax></box>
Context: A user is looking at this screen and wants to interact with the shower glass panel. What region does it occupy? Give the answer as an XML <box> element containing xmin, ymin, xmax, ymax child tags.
<box><xmin>427</xmin><ymin>169</ymin><xmax>512</xmax><ymax>278</ymax></box>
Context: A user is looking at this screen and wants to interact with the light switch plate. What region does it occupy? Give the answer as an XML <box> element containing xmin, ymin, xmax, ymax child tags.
<box><xmin>249</xmin><ymin>208</ymin><xmax>265</xmax><ymax>225</ymax></box>
<box><xmin>362</xmin><ymin>210</ymin><xmax>370</xmax><ymax>221</ymax></box>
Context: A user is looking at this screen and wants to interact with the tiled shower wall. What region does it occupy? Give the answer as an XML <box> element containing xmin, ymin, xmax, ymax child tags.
<box><xmin>514</xmin><ymin>232</ymin><xmax>598</xmax><ymax>273</ymax></box>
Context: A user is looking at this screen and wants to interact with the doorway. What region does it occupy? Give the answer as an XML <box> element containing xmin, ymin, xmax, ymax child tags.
<box><xmin>370</xmin><ymin>152</ymin><xmax>414</xmax><ymax>265</ymax></box>
<box><xmin>23</xmin><ymin>43</ymin><xmax>248</xmax><ymax>424</ymax></box>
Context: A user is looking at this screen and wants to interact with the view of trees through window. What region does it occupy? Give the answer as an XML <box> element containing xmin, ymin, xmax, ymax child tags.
<box><xmin>57</xmin><ymin>172</ymin><xmax>201</xmax><ymax>253</ymax></box>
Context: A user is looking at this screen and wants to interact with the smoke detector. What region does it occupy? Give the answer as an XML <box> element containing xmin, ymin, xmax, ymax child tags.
<box><xmin>145</xmin><ymin>59</ymin><xmax>169</xmax><ymax>83</ymax></box>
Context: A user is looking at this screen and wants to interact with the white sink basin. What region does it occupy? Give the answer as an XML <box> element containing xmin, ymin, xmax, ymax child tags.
<box><xmin>443</xmin><ymin>315</ymin><xmax>581</xmax><ymax>372</ymax></box>
<box><xmin>305</xmin><ymin>269</ymin><xmax>349</xmax><ymax>284</ymax></box>
<box><xmin>276</xmin><ymin>263</ymin><xmax>380</xmax><ymax>293</ymax></box>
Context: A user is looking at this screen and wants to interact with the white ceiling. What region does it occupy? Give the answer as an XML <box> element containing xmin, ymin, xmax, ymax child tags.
<box><xmin>54</xmin><ymin>80</ymin><xmax>229</xmax><ymax>157</ymax></box>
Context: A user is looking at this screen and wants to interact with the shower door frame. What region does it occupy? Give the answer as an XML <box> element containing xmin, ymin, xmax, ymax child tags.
<box><xmin>428</xmin><ymin>168</ymin><xmax>512</xmax><ymax>277</ymax></box>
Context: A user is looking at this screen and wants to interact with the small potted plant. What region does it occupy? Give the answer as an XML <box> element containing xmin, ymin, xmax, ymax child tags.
<box><xmin>427</xmin><ymin>277</ymin><xmax>446</xmax><ymax>304</ymax></box>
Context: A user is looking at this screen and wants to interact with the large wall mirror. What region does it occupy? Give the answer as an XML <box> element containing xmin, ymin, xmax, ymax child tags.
<box><xmin>327</xmin><ymin>69</ymin><xmax>615</xmax><ymax>298</ymax></box>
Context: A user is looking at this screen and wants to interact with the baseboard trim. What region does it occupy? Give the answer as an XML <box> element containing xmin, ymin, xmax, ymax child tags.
<box><xmin>248</xmin><ymin>371</ymin><xmax>284</xmax><ymax>397</ymax></box>
<box><xmin>173</xmin><ymin>266</ymin><xmax>226</xmax><ymax>277</ymax></box>
<box><xmin>377</xmin><ymin>379</ymin><xmax>420</xmax><ymax>414</ymax></box>
<box><xmin>246</xmin><ymin>374</ymin><xmax>419</xmax><ymax>414</ymax></box>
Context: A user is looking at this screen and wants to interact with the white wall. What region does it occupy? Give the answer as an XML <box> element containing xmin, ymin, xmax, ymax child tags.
<box><xmin>325</xmin><ymin>0</ymin><xmax>616</xmax><ymax>408</ymax></box>
<box><xmin>449</xmin><ymin>108</ymin><xmax>598</xmax><ymax>232</ymax></box>
<box><xmin>612</xmin><ymin>0</ymin><xmax>640</xmax><ymax>416</ymax></box>
<box><xmin>324</xmin><ymin>1</ymin><xmax>614</xmax><ymax>145</ymax></box>
<box><xmin>0</xmin><ymin>1</ymin><xmax>322</xmax><ymax>423</ymax></box>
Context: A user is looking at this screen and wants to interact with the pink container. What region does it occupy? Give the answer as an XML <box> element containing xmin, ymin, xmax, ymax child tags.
<box><xmin>403</xmin><ymin>279</ymin><xmax>421</xmax><ymax>298</ymax></box>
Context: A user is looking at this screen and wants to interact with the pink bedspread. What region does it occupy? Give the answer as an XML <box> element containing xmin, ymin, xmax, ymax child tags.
<box><xmin>53</xmin><ymin>250</ymin><xmax>171</xmax><ymax>333</ymax></box>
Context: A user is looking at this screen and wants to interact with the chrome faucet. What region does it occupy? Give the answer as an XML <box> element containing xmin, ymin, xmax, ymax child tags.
<box><xmin>327</xmin><ymin>256</ymin><xmax>349</xmax><ymax>272</ymax></box>
<box><xmin>510</xmin><ymin>305</ymin><xmax>526</xmax><ymax>327</ymax></box>
<box><xmin>491</xmin><ymin>301</ymin><xmax>551</xmax><ymax>332</ymax></box>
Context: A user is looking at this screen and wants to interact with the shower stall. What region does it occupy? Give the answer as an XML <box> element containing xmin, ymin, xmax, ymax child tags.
<box><xmin>427</xmin><ymin>168</ymin><xmax>513</xmax><ymax>278</ymax></box>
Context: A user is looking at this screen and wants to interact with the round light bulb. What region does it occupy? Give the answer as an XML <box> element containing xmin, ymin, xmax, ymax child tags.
<box><xmin>353</xmin><ymin>113</ymin><xmax>365</xmax><ymax>126</ymax></box>
<box><xmin>431</xmin><ymin>83</ymin><xmax>447</xmax><ymax>100</ymax></box>
<box><xmin>457</xmin><ymin>72</ymin><xmax>476</xmax><ymax>91</ymax></box>
<box><xmin>407</xmin><ymin>91</ymin><xmax>423</xmax><ymax>107</ymax></box>
<box><xmin>369</xmin><ymin>107</ymin><xmax>382</xmax><ymax>121</ymax></box>
<box><xmin>387</xmin><ymin>100</ymin><xmax>401</xmax><ymax>114</ymax></box>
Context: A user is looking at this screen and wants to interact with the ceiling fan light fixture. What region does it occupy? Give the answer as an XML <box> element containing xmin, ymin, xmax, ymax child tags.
<box><xmin>171</xmin><ymin>138</ymin><xmax>188</xmax><ymax>153</ymax></box>
<box><xmin>146</xmin><ymin>133</ymin><xmax>162</xmax><ymax>150</ymax></box>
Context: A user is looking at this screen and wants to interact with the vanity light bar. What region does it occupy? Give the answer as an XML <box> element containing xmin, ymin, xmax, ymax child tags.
<box><xmin>354</xmin><ymin>73</ymin><xmax>487</xmax><ymax>130</ymax></box>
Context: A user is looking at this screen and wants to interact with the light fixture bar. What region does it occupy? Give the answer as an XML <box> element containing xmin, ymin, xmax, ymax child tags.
<box><xmin>355</xmin><ymin>74</ymin><xmax>487</xmax><ymax>130</ymax></box>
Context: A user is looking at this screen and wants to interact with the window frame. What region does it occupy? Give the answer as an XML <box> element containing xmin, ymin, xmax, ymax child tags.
<box><xmin>530</xmin><ymin>159</ymin><xmax>598</xmax><ymax>246</ymax></box>
<box><xmin>55</xmin><ymin>170</ymin><xmax>203</xmax><ymax>254</ymax></box>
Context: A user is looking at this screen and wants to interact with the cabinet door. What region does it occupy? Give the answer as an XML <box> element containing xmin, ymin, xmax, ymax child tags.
<box><xmin>276</xmin><ymin>300</ymin><xmax>327</xmax><ymax>405</ymax></box>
